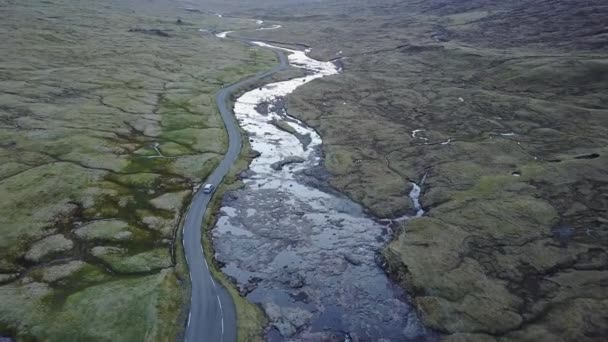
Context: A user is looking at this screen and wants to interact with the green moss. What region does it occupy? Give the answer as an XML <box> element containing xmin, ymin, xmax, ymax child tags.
<box><xmin>324</xmin><ymin>147</ymin><xmax>356</xmax><ymax>175</ymax></box>
<box><xmin>158</xmin><ymin>96</ymin><xmax>194</xmax><ymax>115</ymax></box>
<box><xmin>161</xmin><ymin>114</ymin><xmax>209</xmax><ymax>131</ymax></box>
<box><xmin>451</xmin><ymin>174</ymin><xmax>518</xmax><ymax>201</ymax></box>
<box><xmin>71</xmin><ymin>263</ymin><xmax>113</xmax><ymax>285</ymax></box>
<box><xmin>92</xmin><ymin>247</ymin><xmax>172</xmax><ymax>274</ymax></box>
<box><xmin>157</xmin><ymin>141</ymin><xmax>193</xmax><ymax>156</ymax></box>
<box><xmin>0</xmin><ymin>0</ymin><xmax>282</xmax><ymax>338</ymax></box>
<box><xmin>160</xmin><ymin>128</ymin><xmax>227</xmax><ymax>154</ymax></box>
<box><xmin>170</xmin><ymin>153</ymin><xmax>222</xmax><ymax>180</ymax></box>
<box><xmin>0</xmin><ymin>163</ymin><xmax>101</xmax><ymax>261</ymax></box>
<box><xmin>74</xmin><ymin>219</ymin><xmax>150</xmax><ymax>243</ymax></box>
<box><xmin>0</xmin><ymin>282</ymin><xmax>52</xmax><ymax>341</ymax></box>
<box><xmin>123</xmin><ymin>155</ymin><xmax>173</xmax><ymax>175</ymax></box>
<box><xmin>40</xmin><ymin>270</ymin><xmax>180</xmax><ymax>341</ymax></box>
<box><xmin>107</xmin><ymin>173</ymin><xmax>161</xmax><ymax>188</ymax></box>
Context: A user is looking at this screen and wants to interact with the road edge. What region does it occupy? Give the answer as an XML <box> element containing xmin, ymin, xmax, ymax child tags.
<box><xmin>182</xmin><ymin>43</ymin><xmax>290</xmax><ymax>341</ymax></box>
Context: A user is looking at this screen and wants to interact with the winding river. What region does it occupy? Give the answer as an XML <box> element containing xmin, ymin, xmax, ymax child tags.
<box><xmin>211</xmin><ymin>41</ymin><xmax>434</xmax><ymax>340</ymax></box>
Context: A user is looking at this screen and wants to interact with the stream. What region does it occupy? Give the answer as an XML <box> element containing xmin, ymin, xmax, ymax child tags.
<box><xmin>212</xmin><ymin>42</ymin><xmax>433</xmax><ymax>341</ymax></box>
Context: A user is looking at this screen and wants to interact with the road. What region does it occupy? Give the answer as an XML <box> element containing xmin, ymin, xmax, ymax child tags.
<box><xmin>182</xmin><ymin>40</ymin><xmax>289</xmax><ymax>342</ymax></box>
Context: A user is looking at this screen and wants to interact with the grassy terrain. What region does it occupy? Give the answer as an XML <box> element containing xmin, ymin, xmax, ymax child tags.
<box><xmin>0</xmin><ymin>0</ymin><xmax>276</xmax><ymax>339</ymax></box>
<box><xmin>222</xmin><ymin>0</ymin><xmax>608</xmax><ymax>340</ymax></box>
<box><xmin>4</xmin><ymin>0</ymin><xmax>607</xmax><ymax>340</ymax></box>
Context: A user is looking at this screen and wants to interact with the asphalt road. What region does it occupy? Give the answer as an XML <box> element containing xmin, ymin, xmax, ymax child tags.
<box><xmin>182</xmin><ymin>40</ymin><xmax>289</xmax><ymax>342</ymax></box>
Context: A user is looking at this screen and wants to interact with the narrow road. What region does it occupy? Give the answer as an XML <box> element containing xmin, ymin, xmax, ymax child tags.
<box><xmin>182</xmin><ymin>41</ymin><xmax>289</xmax><ymax>342</ymax></box>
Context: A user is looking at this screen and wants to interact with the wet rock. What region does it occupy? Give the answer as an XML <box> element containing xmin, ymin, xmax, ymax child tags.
<box><xmin>238</xmin><ymin>169</ymin><xmax>255</xmax><ymax>179</ymax></box>
<box><xmin>329</xmin><ymin>218</ymin><xmax>345</xmax><ymax>227</ymax></box>
<box><xmin>289</xmin><ymin>274</ymin><xmax>305</xmax><ymax>289</ymax></box>
<box><xmin>342</xmin><ymin>253</ymin><xmax>362</xmax><ymax>266</ymax></box>
<box><xmin>290</xmin><ymin>291</ymin><xmax>309</xmax><ymax>303</ymax></box>
<box><xmin>264</xmin><ymin>303</ymin><xmax>313</xmax><ymax>337</ymax></box>
<box><xmin>295</xmin><ymin>165</ymin><xmax>334</xmax><ymax>192</ymax></box>
<box><xmin>254</xmin><ymin>101</ymin><xmax>272</xmax><ymax>115</ymax></box>
<box><xmin>302</xmin><ymin>165</ymin><xmax>331</xmax><ymax>181</ymax></box>
<box><xmin>249</xmin><ymin>150</ymin><xmax>261</xmax><ymax>158</ymax></box>
<box><xmin>552</xmin><ymin>224</ymin><xmax>575</xmax><ymax>246</ymax></box>
<box><xmin>270</xmin><ymin>156</ymin><xmax>305</xmax><ymax>171</ymax></box>
<box><xmin>277</xmin><ymin>270</ymin><xmax>306</xmax><ymax>289</ymax></box>
<box><xmin>241</xmin><ymin>276</ymin><xmax>262</xmax><ymax>295</ymax></box>
<box><xmin>241</xmin><ymin>282</ymin><xmax>256</xmax><ymax>295</ymax></box>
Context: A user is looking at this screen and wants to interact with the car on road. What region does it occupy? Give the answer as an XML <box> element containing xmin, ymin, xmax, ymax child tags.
<box><xmin>202</xmin><ymin>183</ymin><xmax>215</xmax><ymax>194</ymax></box>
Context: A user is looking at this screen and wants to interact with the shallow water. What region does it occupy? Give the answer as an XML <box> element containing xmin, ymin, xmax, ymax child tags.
<box><xmin>212</xmin><ymin>43</ymin><xmax>433</xmax><ymax>341</ymax></box>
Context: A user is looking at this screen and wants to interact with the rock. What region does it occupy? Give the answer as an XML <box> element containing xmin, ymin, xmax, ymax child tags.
<box><xmin>329</xmin><ymin>218</ymin><xmax>345</xmax><ymax>227</ymax></box>
<box><xmin>40</xmin><ymin>260</ymin><xmax>86</xmax><ymax>283</ymax></box>
<box><xmin>74</xmin><ymin>219</ymin><xmax>136</xmax><ymax>242</ymax></box>
<box><xmin>264</xmin><ymin>303</ymin><xmax>313</xmax><ymax>337</ymax></box>
<box><xmin>342</xmin><ymin>253</ymin><xmax>362</xmax><ymax>266</ymax></box>
<box><xmin>241</xmin><ymin>282</ymin><xmax>256</xmax><ymax>295</ymax></box>
<box><xmin>552</xmin><ymin>224</ymin><xmax>575</xmax><ymax>246</ymax></box>
<box><xmin>241</xmin><ymin>277</ymin><xmax>262</xmax><ymax>295</ymax></box>
<box><xmin>25</xmin><ymin>234</ymin><xmax>73</xmax><ymax>262</ymax></box>
<box><xmin>288</xmin><ymin>274</ymin><xmax>305</xmax><ymax>289</ymax></box>
<box><xmin>270</xmin><ymin>156</ymin><xmax>306</xmax><ymax>171</ymax></box>
<box><xmin>249</xmin><ymin>150</ymin><xmax>262</xmax><ymax>158</ymax></box>
<box><xmin>140</xmin><ymin>213</ymin><xmax>176</xmax><ymax>238</ymax></box>
<box><xmin>238</xmin><ymin>169</ymin><xmax>255</xmax><ymax>179</ymax></box>
<box><xmin>91</xmin><ymin>246</ymin><xmax>125</xmax><ymax>258</ymax></box>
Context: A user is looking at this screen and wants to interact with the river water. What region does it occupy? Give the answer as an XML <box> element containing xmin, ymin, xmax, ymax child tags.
<box><xmin>212</xmin><ymin>42</ymin><xmax>433</xmax><ymax>341</ymax></box>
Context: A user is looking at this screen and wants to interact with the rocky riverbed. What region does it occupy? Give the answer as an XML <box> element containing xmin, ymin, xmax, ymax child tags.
<box><xmin>212</xmin><ymin>43</ymin><xmax>435</xmax><ymax>341</ymax></box>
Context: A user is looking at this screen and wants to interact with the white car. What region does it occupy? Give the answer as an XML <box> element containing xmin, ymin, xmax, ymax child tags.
<box><xmin>202</xmin><ymin>183</ymin><xmax>214</xmax><ymax>194</ymax></box>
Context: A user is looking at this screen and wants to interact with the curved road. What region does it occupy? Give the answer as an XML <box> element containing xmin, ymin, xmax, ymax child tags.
<box><xmin>182</xmin><ymin>40</ymin><xmax>289</xmax><ymax>342</ymax></box>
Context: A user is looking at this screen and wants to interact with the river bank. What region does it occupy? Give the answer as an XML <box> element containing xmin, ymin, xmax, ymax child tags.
<box><xmin>238</xmin><ymin>1</ymin><xmax>608</xmax><ymax>340</ymax></box>
<box><xmin>210</xmin><ymin>41</ymin><xmax>436</xmax><ymax>341</ymax></box>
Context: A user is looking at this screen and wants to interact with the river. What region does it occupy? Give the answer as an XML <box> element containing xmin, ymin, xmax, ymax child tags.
<box><xmin>211</xmin><ymin>42</ymin><xmax>434</xmax><ymax>341</ymax></box>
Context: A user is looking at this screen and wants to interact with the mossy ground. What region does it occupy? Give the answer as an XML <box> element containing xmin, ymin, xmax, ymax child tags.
<box><xmin>0</xmin><ymin>0</ymin><xmax>276</xmax><ymax>339</ymax></box>
<box><xmin>233</xmin><ymin>1</ymin><xmax>608</xmax><ymax>340</ymax></box>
